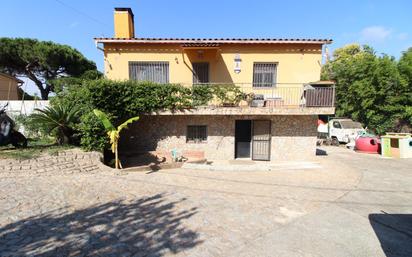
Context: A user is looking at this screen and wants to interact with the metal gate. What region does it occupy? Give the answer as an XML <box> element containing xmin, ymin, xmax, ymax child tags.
<box><xmin>252</xmin><ymin>120</ymin><xmax>271</xmax><ymax>161</ymax></box>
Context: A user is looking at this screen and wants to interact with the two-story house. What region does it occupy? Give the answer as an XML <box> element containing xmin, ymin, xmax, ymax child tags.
<box><xmin>95</xmin><ymin>7</ymin><xmax>335</xmax><ymax>161</ymax></box>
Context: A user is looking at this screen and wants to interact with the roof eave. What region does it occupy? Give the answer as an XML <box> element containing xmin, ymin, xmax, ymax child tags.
<box><xmin>94</xmin><ymin>38</ymin><xmax>333</xmax><ymax>45</ymax></box>
<box><xmin>0</xmin><ymin>72</ymin><xmax>24</xmax><ymax>83</ymax></box>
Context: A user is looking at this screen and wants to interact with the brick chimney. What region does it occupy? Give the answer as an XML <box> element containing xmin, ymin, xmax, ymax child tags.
<box><xmin>114</xmin><ymin>7</ymin><xmax>135</xmax><ymax>38</ymax></box>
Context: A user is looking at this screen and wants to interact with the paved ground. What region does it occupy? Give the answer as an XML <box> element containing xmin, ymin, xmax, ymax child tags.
<box><xmin>0</xmin><ymin>147</ymin><xmax>411</xmax><ymax>256</ymax></box>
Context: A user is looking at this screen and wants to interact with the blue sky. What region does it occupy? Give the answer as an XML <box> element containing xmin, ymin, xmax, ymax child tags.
<box><xmin>1</xmin><ymin>0</ymin><xmax>412</xmax><ymax>94</ymax></box>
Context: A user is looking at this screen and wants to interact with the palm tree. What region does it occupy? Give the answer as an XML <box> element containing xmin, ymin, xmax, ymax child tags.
<box><xmin>93</xmin><ymin>109</ymin><xmax>139</xmax><ymax>169</ymax></box>
<box><xmin>31</xmin><ymin>104</ymin><xmax>80</xmax><ymax>144</ymax></box>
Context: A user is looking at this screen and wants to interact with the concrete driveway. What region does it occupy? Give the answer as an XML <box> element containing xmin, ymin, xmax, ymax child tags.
<box><xmin>0</xmin><ymin>147</ymin><xmax>411</xmax><ymax>256</ymax></box>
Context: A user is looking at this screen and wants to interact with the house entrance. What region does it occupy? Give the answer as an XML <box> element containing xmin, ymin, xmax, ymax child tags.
<box><xmin>235</xmin><ymin>120</ymin><xmax>252</xmax><ymax>158</ymax></box>
<box><xmin>252</xmin><ymin>120</ymin><xmax>271</xmax><ymax>161</ymax></box>
<box><xmin>235</xmin><ymin>120</ymin><xmax>271</xmax><ymax>160</ymax></box>
<box><xmin>192</xmin><ymin>62</ymin><xmax>209</xmax><ymax>83</ymax></box>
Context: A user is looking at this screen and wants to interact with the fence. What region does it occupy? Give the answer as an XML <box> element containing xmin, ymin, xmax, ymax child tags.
<box><xmin>185</xmin><ymin>83</ymin><xmax>335</xmax><ymax>108</ymax></box>
<box><xmin>0</xmin><ymin>100</ymin><xmax>50</xmax><ymax>116</ymax></box>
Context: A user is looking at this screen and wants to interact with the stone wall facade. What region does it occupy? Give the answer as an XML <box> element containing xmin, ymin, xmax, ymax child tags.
<box><xmin>120</xmin><ymin>115</ymin><xmax>318</xmax><ymax>161</ymax></box>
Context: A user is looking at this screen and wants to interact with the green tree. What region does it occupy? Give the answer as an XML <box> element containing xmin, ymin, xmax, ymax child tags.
<box><xmin>399</xmin><ymin>48</ymin><xmax>412</xmax><ymax>85</ymax></box>
<box><xmin>398</xmin><ymin>48</ymin><xmax>412</xmax><ymax>128</ymax></box>
<box><xmin>0</xmin><ymin>38</ymin><xmax>97</xmax><ymax>99</ymax></box>
<box><xmin>93</xmin><ymin>109</ymin><xmax>139</xmax><ymax>169</ymax></box>
<box><xmin>322</xmin><ymin>44</ymin><xmax>410</xmax><ymax>134</ymax></box>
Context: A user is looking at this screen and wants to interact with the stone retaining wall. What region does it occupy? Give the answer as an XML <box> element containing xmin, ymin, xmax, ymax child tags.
<box><xmin>0</xmin><ymin>149</ymin><xmax>105</xmax><ymax>176</ymax></box>
<box><xmin>120</xmin><ymin>115</ymin><xmax>318</xmax><ymax>161</ymax></box>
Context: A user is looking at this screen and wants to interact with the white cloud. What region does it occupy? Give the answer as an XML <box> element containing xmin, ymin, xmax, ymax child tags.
<box><xmin>359</xmin><ymin>26</ymin><xmax>392</xmax><ymax>43</ymax></box>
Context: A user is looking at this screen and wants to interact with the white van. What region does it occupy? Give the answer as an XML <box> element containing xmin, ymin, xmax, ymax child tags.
<box><xmin>318</xmin><ymin>118</ymin><xmax>365</xmax><ymax>145</ymax></box>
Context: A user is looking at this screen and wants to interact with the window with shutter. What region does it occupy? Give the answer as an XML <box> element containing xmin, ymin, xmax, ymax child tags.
<box><xmin>252</xmin><ymin>63</ymin><xmax>277</xmax><ymax>88</ymax></box>
<box><xmin>129</xmin><ymin>62</ymin><xmax>169</xmax><ymax>83</ymax></box>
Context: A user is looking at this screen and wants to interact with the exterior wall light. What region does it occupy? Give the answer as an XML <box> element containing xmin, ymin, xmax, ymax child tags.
<box><xmin>234</xmin><ymin>53</ymin><xmax>241</xmax><ymax>73</ymax></box>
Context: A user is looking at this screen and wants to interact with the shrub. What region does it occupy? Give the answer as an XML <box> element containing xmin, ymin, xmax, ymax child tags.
<box><xmin>52</xmin><ymin>79</ymin><xmax>197</xmax><ymax>150</ymax></box>
<box><xmin>14</xmin><ymin>114</ymin><xmax>49</xmax><ymax>138</ymax></box>
<box><xmin>85</xmin><ymin>80</ymin><xmax>193</xmax><ymax>123</ymax></box>
<box><xmin>76</xmin><ymin>111</ymin><xmax>108</xmax><ymax>151</ymax></box>
<box><xmin>30</xmin><ymin>104</ymin><xmax>81</xmax><ymax>145</ymax></box>
<box><xmin>51</xmin><ymin>79</ymin><xmax>249</xmax><ymax>151</ymax></box>
<box><xmin>192</xmin><ymin>84</ymin><xmax>214</xmax><ymax>106</ymax></box>
<box><xmin>213</xmin><ymin>84</ymin><xmax>246</xmax><ymax>106</ymax></box>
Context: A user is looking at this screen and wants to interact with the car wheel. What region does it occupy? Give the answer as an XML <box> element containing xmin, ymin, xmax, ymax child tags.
<box><xmin>331</xmin><ymin>138</ymin><xmax>340</xmax><ymax>146</ymax></box>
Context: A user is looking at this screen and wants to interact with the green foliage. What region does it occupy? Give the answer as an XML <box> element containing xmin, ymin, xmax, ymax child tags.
<box><xmin>191</xmin><ymin>84</ymin><xmax>247</xmax><ymax>106</ymax></box>
<box><xmin>0</xmin><ymin>138</ymin><xmax>71</xmax><ymax>160</ymax></box>
<box><xmin>77</xmin><ymin>112</ymin><xmax>108</xmax><ymax>151</ymax></box>
<box><xmin>93</xmin><ymin>109</ymin><xmax>116</xmax><ymax>131</ymax></box>
<box><xmin>398</xmin><ymin>48</ymin><xmax>412</xmax><ymax>127</ymax></box>
<box><xmin>322</xmin><ymin>44</ymin><xmax>412</xmax><ymax>134</ymax></box>
<box><xmin>30</xmin><ymin>104</ymin><xmax>81</xmax><ymax>145</ymax></box>
<box><xmin>51</xmin><ymin>70</ymin><xmax>103</xmax><ymax>93</ymax></box>
<box><xmin>14</xmin><ymin>114</ymin><xmax>49</xmax><ymax>138</ymax></box>
<box><xmin>117</xmin><ymin>116</ymin><xmax>140</xmax><ymax>133</ymax></box>
<box><xmin>0</xmin><ymin>37</ymin><xmax>98</xmax><ymax>99</ymax></box>
<box><xmin>93</xmin><ymin>109</ymin><xmax>139</xmax><ymax>169</ymax></box>
<box><xmin>398</xmin><ymin>47</ymin><xmax>412</xmax><ymax>85</ymax></box>
<box><xmin>85</xmin><ymin>80</ymin><xmax>192</xmax><ymax>123</ymax></box>
<box><xmin>191</xmin><ymin>84</ymin><xmax>214</xmax><ymax>106</ymax></box>
<box><xmin>51</xmin><ymin>79</ymin><xmax>249</xmax><ymax>151</ymax></box>
<box><xmin>212</xmin><ymin>84</ymin><xmax>246</xmax><ymax>106</ymax></box>
<box><xmin>52</xmin><ymin>79</ymin><xmax>196</xmax><ymax>151</ymax></box>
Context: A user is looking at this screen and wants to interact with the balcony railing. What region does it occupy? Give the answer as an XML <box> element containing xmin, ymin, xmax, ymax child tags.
<box><xmin>179</xmin><ymin>83</ymin><xmax>335</xmax><ymax>108</ymax></box>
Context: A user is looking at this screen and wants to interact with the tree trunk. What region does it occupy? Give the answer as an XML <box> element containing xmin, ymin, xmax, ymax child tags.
<box><xmin>115</xmin><ymin>144</ymin><xmax>119</xmax><ymax>169</ymax></box>
<box><xmin>25</xmin><ymin>63</ymin><xmax>50</xmax><ymax>100</ymax></box>
<box><xmin>39</xmin><ymin>87</ymin><xmax>49</xmax><ymax>100</ymax></box>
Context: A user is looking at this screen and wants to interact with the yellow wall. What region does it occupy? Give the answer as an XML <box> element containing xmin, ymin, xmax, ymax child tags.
<box><xmin>0</xmin><ymin>75</ymin><xmax>20</xmax><ymax>100</ymax></box>
<box><xmin>114</xmin><ymin>11</ymin><xmax>134</xmax><ymax>38</ymax></box>
<box><xmin>103</xmin><ymin>43</ymin><xmax>323</xmax><ymax>86</ymax></box>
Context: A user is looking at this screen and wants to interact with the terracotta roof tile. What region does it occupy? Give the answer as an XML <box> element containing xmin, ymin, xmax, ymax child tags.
<box><xmin>94</xmin><ymin>37</ymin><xmax>333</xmax><ymax>44</ymax></box>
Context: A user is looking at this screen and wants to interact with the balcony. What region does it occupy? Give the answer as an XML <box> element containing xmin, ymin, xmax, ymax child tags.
<box><xmin>155</xmin><ymin>82</ymin><xmax>336</xmax><ymax>116</ymax></box>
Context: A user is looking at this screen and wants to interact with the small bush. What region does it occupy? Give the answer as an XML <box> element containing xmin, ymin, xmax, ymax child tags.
<box><xmin>76</xmin><ymin>112</ymin><xmax>108</xmax><ymax>151</ymax></box>
<box><xmin>192</xmin><ymin>84</ymin><xmax>214</xmax><ymax>106</ymax></box>
<box><xmin>30</xmin><ymin>104</ymin><xmax>81</xmax><ymax>145</ymax></box>
<box><xmin>14</xmin><ymin>114</ymin><xmax>49</xmax><ymax>138</ymax></box>
<box><xmin>213</xmin><ymin>84</ymin><xmax>246</xmax><ymax>106</ymax></box>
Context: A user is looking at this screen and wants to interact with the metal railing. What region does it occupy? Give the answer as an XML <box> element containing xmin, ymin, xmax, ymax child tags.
<box><xmin>179</xmin><ymin>83</ymin><xmax>335</xmax><ymax>108</ymax></box>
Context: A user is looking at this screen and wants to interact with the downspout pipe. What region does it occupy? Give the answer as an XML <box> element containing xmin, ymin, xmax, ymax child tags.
<box><xmin>95</xmin><ymin>40</ymin><xmax>105</xmax><ymax>52</ymax></box>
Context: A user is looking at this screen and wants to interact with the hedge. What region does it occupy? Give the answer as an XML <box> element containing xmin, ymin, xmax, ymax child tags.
<box><xmin>51</xmin><ymin>79</ymin><xmax>247</xmax><ymax>151</ymax></box>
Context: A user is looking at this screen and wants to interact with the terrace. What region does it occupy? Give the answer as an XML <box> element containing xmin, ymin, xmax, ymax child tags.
<box><xmin>155</xmin><ymin>81</ymin><xmax>336</xmax><ymax>115</ymax></box>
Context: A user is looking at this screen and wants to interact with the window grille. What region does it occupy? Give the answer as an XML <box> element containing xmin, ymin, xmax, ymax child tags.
<box><xmin>253</xmin><ymin>63</ymin><xmax>277</xmax><ymax>87</ymax></box>
<box><xmin>187</xmin><ymin>125</ymin><xmax>207</xmax><ymax>143</ymax></box>
<box><xmin>192</xmin><ymin>63</ymin><xmax>209</xmax><ymax>84</ymax></box>
<box><xmin>129</xmin><ymin>62</ymin><xmax>169</xmax><ymax>83</ymax></box>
